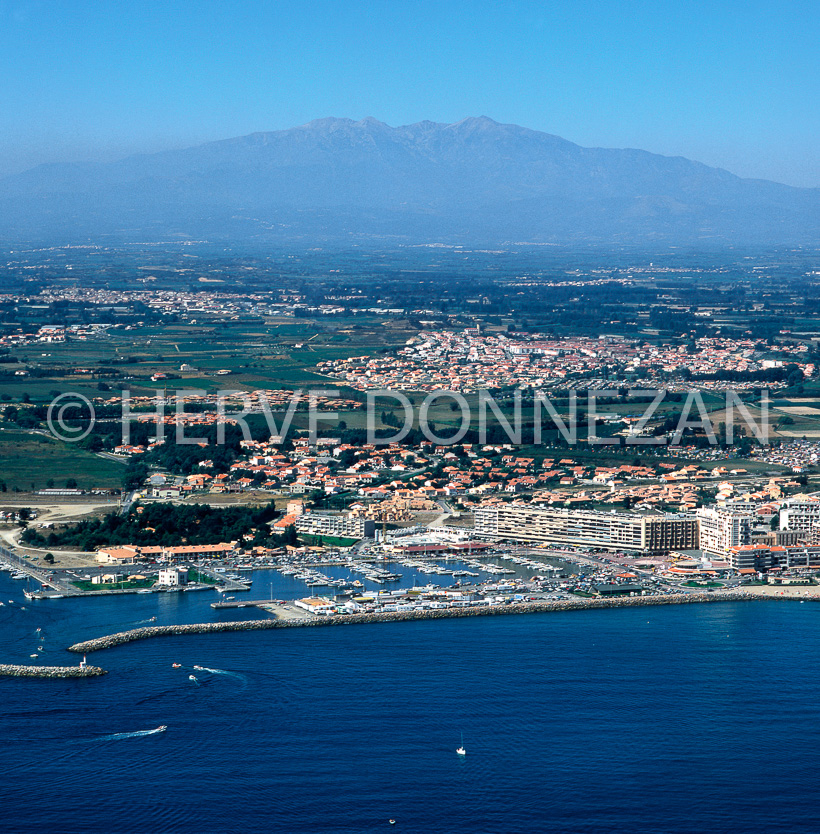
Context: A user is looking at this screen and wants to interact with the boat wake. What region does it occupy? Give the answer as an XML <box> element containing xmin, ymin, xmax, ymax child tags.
<box><xmin>192</xmin><ymin>665</ymin><xmax>248</xmax><ymax>688</ymax></box>
<box><xmin>96</xmin><ymin>726</ymin><xmax>167</xmax><ymax>741</ymax></box>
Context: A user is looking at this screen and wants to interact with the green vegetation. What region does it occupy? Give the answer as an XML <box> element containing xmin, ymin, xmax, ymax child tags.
<box><xmin>22</xmin><ymin>501</ymin><xmax>284</xmax><ymax>551</ymax></box>
<box><xmin>1</xmin><ymin>316</ymin><xmax>410</xmax><ymax>402</ymax></box>
<box><xmin>71</xmin><ymin>577</ymin><xmax>156</xmax><ymax>591</ymax></box>
<box><xmin>0</xmin><ymin>427</ymin><xmax>124</xmax><ymax>492</ymax></box>
<box><xmin>187</xmin><ymin>570</ymin><xmax>218</xmax><ymax>585</ymax></box>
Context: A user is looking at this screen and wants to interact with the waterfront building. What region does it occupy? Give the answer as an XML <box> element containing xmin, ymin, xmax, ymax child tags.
<box><xmin>294</xmin><ymin>597</ymin><xmax>336</xmax><ymax>615</ymax></box>
<box><xmin>96</xmin><ymin>542</ymin><xmax>234</xmax><ymax>563</ymax></box>
<box><xmin>157</xmin><ymin>567</ymin><xmax>188</xmax><ymax>586</ymax></box>
<box><xmin>696</xmin><ymin>507</ymin><xmax>754</xmax><ymax>556</ymax></box>
<box><xmin>96</xmin><ymin>546</ymin><xmax>140</xmax><ymax>564</ymax></box>
<box><xmin>725</xmin><ymin>545</ymin><xmax>775</xmax><ymax>572</ymax></box>
<box><xmin>592</xmin><ymin>583</ymin><xmax>646</xmax><ymax>597</ymax></box>
<box><xmin>474</xmin><ymin>505</ymin><xmax>697</xmax><ymax>555</ymax></box>
<box><xmin>727</xmin><ymin>543</ymin><xmax>820</xmax><ymax>571</ymax></box>
<box><xmin>294</xmin><ymin>512</ymin><xmax>375</xmax><ymax>540</ymax></box>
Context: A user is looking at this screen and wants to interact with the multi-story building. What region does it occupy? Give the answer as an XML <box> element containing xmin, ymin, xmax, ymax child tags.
<box><xmin>727</xmin><ymin>543</ymin><xmax>820</xmax><ymax>571</ymax></box>
<box><xmin>474</xmin><ymin>505</ymin><xmax>697</xmax><ymax>555</ymax></box>
<box><xmin>644</xmin><ymin>515</ymin><xmax>701</xmax><ymax>553</ymax></box>
<box><xmin>726</xmin><ymin>545</ymin><xmax>775</xmax><ymax>572</ymax></box>
<box><xmin>696</xmin><ymin>508</ymin><xmax>754</xmax><ymax>556</ymax></box>
<box><xmin>779</xmin><ymin>496</ymin><xmax>820</xmax><ymax>536</ymax></box>
<box><xmin>157</xmin><ymin>567</ymin><xmax>189</xmax><ymax>586</ymax></box>
<box><xmin>295</xmin><ymin>512</ymin><xmax>375</xmax><ymax>540</ymax></box>
<box><xmin>754</xmin><ymin>530</ymin><xmax>804</xmax><ymax>548</ymax></box>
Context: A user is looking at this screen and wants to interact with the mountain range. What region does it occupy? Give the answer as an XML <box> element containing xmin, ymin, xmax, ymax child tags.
<box><xmin>1</xmin><ymin>116</ymin><xmax>818</xmax><ymax>246</ymax></box>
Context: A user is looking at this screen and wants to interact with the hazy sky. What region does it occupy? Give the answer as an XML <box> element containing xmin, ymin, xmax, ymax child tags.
<box><xmin>1</xmin><ymin>0</ymin><xmax>818</xmax><ymax>186</ymax></box>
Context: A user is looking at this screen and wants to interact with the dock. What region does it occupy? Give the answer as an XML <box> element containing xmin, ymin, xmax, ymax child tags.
<box><xmin>211</xmin><ymin>600</ymin><xmax>257</xmax><ymax>609</ymax></box>
<box><xmin>210</xmin><ymin>600</ymin><xmax>305</xmax><ymax>620</ymax></box>
<box><xmin>0</xmin><ymin>544</ymin><xmax>82</xmax><ymax>597</ymax></box>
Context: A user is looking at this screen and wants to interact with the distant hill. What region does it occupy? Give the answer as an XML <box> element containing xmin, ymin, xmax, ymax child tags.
<box><xmin>1</xmin><ymin>116</ymin><xmax>819</xmax><ymax>245</ymax></box>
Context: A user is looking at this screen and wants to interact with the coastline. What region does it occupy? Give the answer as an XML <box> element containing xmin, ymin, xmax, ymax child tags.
<box><xmin>67</xmin><ymin>590</ymin><xmax>771</xmax><ymax>654</ymax></box>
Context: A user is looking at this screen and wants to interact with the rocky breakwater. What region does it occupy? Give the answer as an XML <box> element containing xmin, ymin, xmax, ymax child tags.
<box><xmin>68</xmin><ymin>591</ymin><xmax>757</xmax><ymax>654</ymax></box>
<box><xmin>68</xmin><ymin>621</ymin><xmax>284</xmax><ymax>653</ymax></box>
<box><xmin>337</xmin><ymin>590</ymin><xmax>759</xmax><ymax>626</ymax></box>
<box><xmin>0</xmin><ymin>663</ymin><xmax>107</xmax><ymax>678</ymax></box>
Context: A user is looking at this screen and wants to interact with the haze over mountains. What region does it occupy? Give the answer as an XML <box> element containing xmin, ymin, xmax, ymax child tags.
<box><xmin>1</xmin><ymin>116</ymin><xmax>819</xmax><ymax>246</ymax></box>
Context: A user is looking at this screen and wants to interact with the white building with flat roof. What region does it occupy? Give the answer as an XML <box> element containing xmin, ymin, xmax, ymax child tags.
<box><xmin>294</xmin><ymin>597</ymin><xmax>336</xmax><ymax>615</ymax></box>
<box><xmin>779</xmin><ymin>496</ymin><xmax>820</xmax><ymax>535</ymax></box>
<box><xmin>157</xmin><ymin>567</ymin><xmax>188</xmax><ymax>586</ymax></box>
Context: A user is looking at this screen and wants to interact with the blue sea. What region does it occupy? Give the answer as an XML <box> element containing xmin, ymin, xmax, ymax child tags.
<box><xmin>2</xmin><ymin>570</ymin><xmax>819</xmax><ymax>833</ymax></box>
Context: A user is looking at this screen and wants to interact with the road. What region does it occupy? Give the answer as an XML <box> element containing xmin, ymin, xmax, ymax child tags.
<box><xmin>120</xmin><ymin>491</ymin><xmax>138</xmax><ymax>516</ymax></box>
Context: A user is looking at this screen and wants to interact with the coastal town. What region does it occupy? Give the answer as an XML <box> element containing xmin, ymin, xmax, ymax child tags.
<box><xmin>7</xmin><ymin>7</ymin><xmax>820</xmax><ymax>833</ymax></box>
<box><xmin>3</xmin><ymin>254</ymin><xmax>820</xmax><ymax>631</ymax></box>
<box><xmin>5</xmin><ymin>422</ymin><xmax>820</xmax><ymax>622</ymax></box>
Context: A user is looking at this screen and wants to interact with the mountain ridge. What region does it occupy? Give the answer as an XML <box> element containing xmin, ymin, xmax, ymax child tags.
<box><xmin>1</xmin><ymin>116</ymin><xmax>817</xmax><ymax>245</ymax></box>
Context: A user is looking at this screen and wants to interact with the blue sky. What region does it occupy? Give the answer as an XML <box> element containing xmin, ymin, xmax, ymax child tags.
<box><xmin>1</xmin><ymin>0</ymin><xmax>818</xmax><ymax>185</ymax></box>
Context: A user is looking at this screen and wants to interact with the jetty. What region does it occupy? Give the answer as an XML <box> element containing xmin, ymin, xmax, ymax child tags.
<box><xmin>68</xmin><ymin>591</ymin><xmax>760</xmax><ymax>654</ymax></box>
<box><xmin>0</xmin><ymin>663</ymin><xmax>107</xmax><ymax>678</ymax></box>
<box><xmin>210</xmin><ymin>598</ymin><xmax>273</xmax><ymax>609</ymax></box>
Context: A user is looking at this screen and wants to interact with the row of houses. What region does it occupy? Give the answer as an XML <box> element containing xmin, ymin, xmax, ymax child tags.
<box><xmin>96</xmin><ymin>542</ymin><xmax>235</xmax><ymax>564</ymax></box>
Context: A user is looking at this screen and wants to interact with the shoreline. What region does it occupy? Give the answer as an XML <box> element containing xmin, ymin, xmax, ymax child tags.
<box><xmin>67</xmin><ymin>591</ymin><xmax>771</xmax><ymax>654</ymax></box>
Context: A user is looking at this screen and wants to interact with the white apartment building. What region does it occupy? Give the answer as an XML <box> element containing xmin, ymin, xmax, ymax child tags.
<box><xmin>475</xmin><ymin>505</ymin><xmax>697</xmax><ymax>555</ymax></box>
<box><xmin>696</xmin><ymin>508</ymin><xmax>754</xmax><ymax>556</ymax></box>
<box><xmin>294</xmin><ymin>512</ymin><xmax>375</xmax><ymax>540</ymax></box>
<box><xmin>779</xmin><ymin>496</ymin><xmax>820</xmax><ymax>536</ymax></box>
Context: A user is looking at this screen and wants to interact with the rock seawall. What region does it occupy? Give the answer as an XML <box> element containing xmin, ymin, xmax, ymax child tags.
<box><xmin>0</xmin><ymin>663</ymin><xmax>107</xmax><ymax>678</ymax></box>
<box><xmin>68</xmin><ymin>592</ymin><xmax>758</xmax><ymax>654</ymax></box>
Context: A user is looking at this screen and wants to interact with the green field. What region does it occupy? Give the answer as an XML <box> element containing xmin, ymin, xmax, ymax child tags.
<box><xmin>1</xmin><ymin>317</ymin><xmax>412</xmax><ymax>401</ymax></box>
<box><xmin>0</xmin><ymin>427</ymin><xmax>125</xmax><ymax>491</ymax></box>
<box><xmin>71</xmin><ymin>577</ymin><xmax>156</xmax><ymax>591</ymax></box>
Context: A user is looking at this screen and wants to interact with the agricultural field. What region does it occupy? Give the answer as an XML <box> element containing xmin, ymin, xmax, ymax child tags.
<box><xmin>1</xmin><ymin>316</ymin><xmax>416</xmax><ymax>402</ymax></box>
<box><xmin>0</xmin><ymin>426</ymin><xmax>125</xmax><ymax>492</ymax></box>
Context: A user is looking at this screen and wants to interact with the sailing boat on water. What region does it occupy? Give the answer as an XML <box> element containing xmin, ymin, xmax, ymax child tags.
<box><xmin>456</xmin><ymin>733</ymin><xmax>466</xmax><ymax>756</ymax></box>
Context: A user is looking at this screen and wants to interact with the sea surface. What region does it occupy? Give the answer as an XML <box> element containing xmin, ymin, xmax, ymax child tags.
<box><xmin>2</xmin><ymin>570</ymin><xmax>819</xmax><ymax>833</ymax></box>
